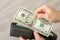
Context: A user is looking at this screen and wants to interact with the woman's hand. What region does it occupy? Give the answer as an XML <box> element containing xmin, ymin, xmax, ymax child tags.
<box><xmin>34</xmin><ymin>4</ymin><xmax>60</xmax><ymax>23</ymax></box>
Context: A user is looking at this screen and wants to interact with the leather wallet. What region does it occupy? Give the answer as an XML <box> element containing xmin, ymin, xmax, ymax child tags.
<box><xmin>10</xmin><ymin>22</ymin><xmax>57</xmax><ymax>40</ymax></box>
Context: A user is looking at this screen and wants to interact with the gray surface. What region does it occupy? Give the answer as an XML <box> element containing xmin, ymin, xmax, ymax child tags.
<box><xmin>0</xmin><ymin>0</ymin><xmax>60</xmax><ymax>40</ymax></box>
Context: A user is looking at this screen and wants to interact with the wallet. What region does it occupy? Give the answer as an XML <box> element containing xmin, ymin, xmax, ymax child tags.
<box><xmin>10</xmin><ymin>22</ymin><xmax>57</xmax><ymax>40</ymax></box>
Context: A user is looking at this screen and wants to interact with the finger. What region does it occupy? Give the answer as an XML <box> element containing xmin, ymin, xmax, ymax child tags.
<box><xmin>37</xmin><ymin>14</ymin><xmax>45</xmax><ymax>18</ymax></box>
<box><xmin>34</xmin><ymin>31</ymin><xmax>42</xmax><ymax>39</ymax></box>
<box><xmin>34</xmin><ymin>31</ymin><xmax>44</xmax><ymax>40</ymax></box>
<box><xmin>34</xmin><ymin>13</ymin><xmax>45</xmax><ymax>18</ymax></box>
<box><xmin>20</xmin><ymin>37</ymin><xmax>25</xmax><ymax>40</ymax></box>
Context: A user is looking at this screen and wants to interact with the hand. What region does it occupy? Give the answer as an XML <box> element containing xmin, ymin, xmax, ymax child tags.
<box><xmin>19</xmin><ymin>31</ymin><xmax>44</xmax><ymax>40</ymax></box>
<box><xmin>34</xmin><ymin>4</ymin><xmax>60</xmax><ymax>23</ymax></box>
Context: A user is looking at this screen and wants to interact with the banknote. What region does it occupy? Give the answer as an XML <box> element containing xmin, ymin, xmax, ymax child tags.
<box><xmin>14</xmin><ymin>6</ymin><xmax>53</xmax><ymax>37</ymax></box>
<box><xmin>15</xmin><ymin>7</ymin><xmax>34</xmax><ymax>27</ymax></box>
<box><xmin>32</xmin><ymin>18</ymin><xmax>53</xmax><ymax>37</ymax></box>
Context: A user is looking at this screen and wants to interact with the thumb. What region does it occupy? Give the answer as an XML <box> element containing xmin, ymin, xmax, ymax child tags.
<box><xmin>34</xmin><ymin>31</ymin><xmax>44</xmax><ymax>40</ymax></box>
<box><xmin>19</xmin><ymin>37</ymin><xmax>25</xmax><ymax>40</ymax></box>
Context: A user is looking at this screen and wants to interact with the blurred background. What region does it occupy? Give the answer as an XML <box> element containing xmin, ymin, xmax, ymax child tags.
<box><xmin>0</xmin><ymin>0</ymin><xmax>60</xmax><ymax>40</ymax></box>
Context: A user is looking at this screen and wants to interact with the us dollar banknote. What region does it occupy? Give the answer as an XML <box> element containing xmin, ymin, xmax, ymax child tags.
<box><xmin>14</xmin><ymin>6</ymin><xmax>53</xmax><ymax>37</ymax></box>
<box><xmin>32</xmin><ymin>18</ymin><xmax>53</xmax><ymax>37</ymax></box>
<box><xmin>15</xmin><ymin>7</ymin><xmax>34</xmax><ymax>27</ymax></box>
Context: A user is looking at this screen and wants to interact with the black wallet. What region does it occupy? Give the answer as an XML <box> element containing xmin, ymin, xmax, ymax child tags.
<box><xmin>10</xmin><ymin>22</ymin><xmax>57</xmax><ymax>40</ymax></box>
